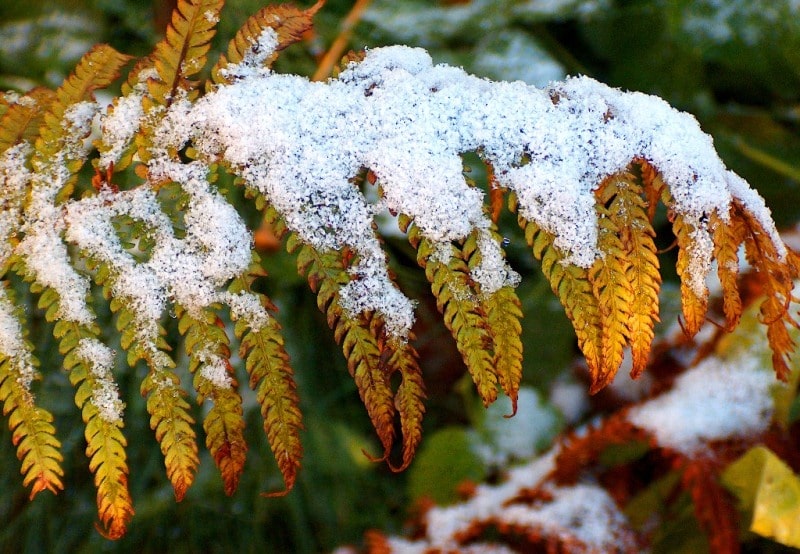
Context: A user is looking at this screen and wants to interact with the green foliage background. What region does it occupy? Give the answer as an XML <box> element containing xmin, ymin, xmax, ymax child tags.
<box><xmin>0</xmin><ymin>0</ymin><xmax>799</xmax><ymax>551</ymax></box>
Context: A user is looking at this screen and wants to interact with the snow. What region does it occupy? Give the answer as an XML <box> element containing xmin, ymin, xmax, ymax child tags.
<box><xmin>74</xmin><ymin>338</ymin><xmax>125</xmax><ymax>423</ymax></box>
<box><xmin>0</xmin><ymin>288</ymin><xmax>37</xmax><ymax>390</ymax></box>
<box><xmin>627</xmin><ymin>354</ymin><xmax>775</xmax><ymax>454</ymax></box>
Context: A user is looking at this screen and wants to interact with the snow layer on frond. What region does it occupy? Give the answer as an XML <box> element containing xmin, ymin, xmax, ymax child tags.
<box><xmin>176</xmin><ymin>45</ymin><xmax>781</xmax><ymax>338</ymax></box>
<box><xmin>627</xmin><ymin>353</ymin><xmax>775</xmax><ymax>455</ymax></box>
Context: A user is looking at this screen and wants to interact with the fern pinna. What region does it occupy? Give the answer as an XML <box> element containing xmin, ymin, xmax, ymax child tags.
<box><xmin>0</xmin><ymin>0</ymin><xmax>797</xmax><ymax>539</ymax></box>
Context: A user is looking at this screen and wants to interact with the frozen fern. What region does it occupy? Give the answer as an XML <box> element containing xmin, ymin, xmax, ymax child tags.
<box><xmin>0</xmin><ymin>0</ymin><xmax>798</xmax><ymax>540</ymax></box>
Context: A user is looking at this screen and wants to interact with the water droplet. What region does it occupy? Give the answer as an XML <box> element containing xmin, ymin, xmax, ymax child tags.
<box><xmin>501</xmin><ymin>237</ymin><xmax>511</xmax><ymax>247</ymax></box>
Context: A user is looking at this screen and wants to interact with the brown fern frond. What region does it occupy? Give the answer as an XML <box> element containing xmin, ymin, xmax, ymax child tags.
<box><xmin>291</xmin><ymin>235</ymin><xmax>396</xmax><ymax>460</ymax></box>
<box><xmin>734</xmin><ymin>200</ymin><xmax>799</xmax><ymax>381</ymax></box>
<box><xmin>387</xmin><ymin>336</ymin><xmax>425</xmax><ymax>472</ymax></box>
<box><xmin>0</xmin><ymin>88</ymin><xmax>56</xmax><ymax>155</ymax></box>
<box><xmin>149</xmin><ymin>0</ymin><xmax>224</xmax><ymax>105</ymax></box>
<box><xmin>213</xmin><ymin>0</ymin><xmax>325</xmax><ymax>82</ymax></box>
<box><xmin>679</xmin><ymin>458</ymin><xmax>740</xmax><ymax>554</ymax></box>
<box><xmin>598</xmin><ymin>172</ymin><xmax>661</xmax><ymax>378</ymax></box>
<box><xmin>710</xmin><ymin>210</ymin><xmax>746</xmax><ymax>331</ymax></box>
<box><xmin>404</xmin><ymin>219</ymin><xmax>498</xmax><ymax>407</ymax></box>
<box><xmin>179</xmin><ymin>307</ymin><xmax>247</xmax><ymax>496</ymax></box>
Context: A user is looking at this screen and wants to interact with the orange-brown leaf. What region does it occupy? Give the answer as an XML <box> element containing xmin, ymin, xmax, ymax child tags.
<box><xmin>711</xmin><ymin>210</ymin><xmax>745</xmax><ymax>331</ymax></box>
<box><xmin>671</xmin><ymin>211</ymin><xmax>709</xmax><ymax>338</ymax></box>
<box><xmin>388</xmin><ymin>339</ymin><xmax>426</xmax><ymax>472</ymax></box>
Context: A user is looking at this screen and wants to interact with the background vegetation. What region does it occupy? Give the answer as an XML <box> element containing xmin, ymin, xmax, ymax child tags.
<box><xmin>0</xmin><ymin>0</ymin><xmax>799</xmax><ymax>551</ymax></box>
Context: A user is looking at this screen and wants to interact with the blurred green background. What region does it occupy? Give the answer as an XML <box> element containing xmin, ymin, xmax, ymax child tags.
<box><xmin>1</xmin><ymin>0</ymin><xmax>799</xmax><ymax>551</ymax></box>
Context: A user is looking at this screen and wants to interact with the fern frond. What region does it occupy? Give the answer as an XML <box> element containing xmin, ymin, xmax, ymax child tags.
<box><xmin>212</xmin><ymin>0</ymin><xmax>324</xmax><ymax>82</ymax></box>
<box><xmin>710</xmin><ymin>210</ymin><xmax>745</xmax><ymax>331</ymax></box>
<box><xmin>178</xmin><ymin>305</ymin><xmax>247</xmax><ymax>496</ymax></box>
<box><xmin>513</xmin><ymin>198</ymin><xmax>604</xmax><ymax>388</ymax></box>
<box><xmin>66</xmin><ymin>338</ymin><xmax>132</xmax><ymax>540</ymax></box>
<box><xmin>404</xmin><ymin>219</ymin><xmax>498</xmax><ymax>407</ymax></box>
<box><xmin>669</xmin><ymin>211</ymin><xmax>710</xmax><ymax>338</ymax></box>
<box><xmin>0</xmin><ymin>290</ymin><xmax>63</xmax><ymax>499</ymax></box>
<box><xmin>0</xmin><ymin>88</ymin><xmax>56</xmax><ymax>155</ymax></box>
<box><xmin>734</xmin><ymin>200</ymin><xmax>799</xmax><ymax>381</ymax></box>
<box><xmin>291</xmin><ymin>234</ymin><xmax>396</xmax><ymax>459</ymax></box>
<box><xmin>149</xmin><ymin>0</ymin><xmax>224</xmax><ymax>105</ymax></box>
<box><xmin>387</xmin><ymin>337</ymin><xmax>425</xmax><ymax>472</ymax></box>
<box><xmin>588</xmin><ymin>204</ymin><xmax>634</xmax><ymax>390</ymax></box>
<box><xmin>230</xmin><ymin>257</ymin><xmax>303</xmax><ymax>495</ymax></box>
<box><xmin>598</xmin><ymin>172</ymin><xmax>661</xmax><ymax>378</ymax></box>
<box><xmin>141</xmin><ymin>353</ymin><xmax>198</xmax><ymax>501</ymax></box>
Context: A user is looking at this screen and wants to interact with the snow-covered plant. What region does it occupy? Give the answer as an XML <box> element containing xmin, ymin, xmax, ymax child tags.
<box><xmin>0</xmin><ymin>0</ymin><xmax>798</xmax><ymax>540</ymax></box>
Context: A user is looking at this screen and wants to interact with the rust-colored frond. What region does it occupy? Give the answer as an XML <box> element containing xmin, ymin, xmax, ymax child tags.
<box><xmin>513</xmin><ymin>199</ymin><xmax>603</xmax><ymax>388</ymax></box>
<box><xmin>710</xmin><ymin>210</ymin><xmax>746</xmax><ymax>331</ymax></box>
<box><xmin>230</xmin><ymin>259</ymin><xmax>303</xmax><ymax>495</ymax></box>
<box><xmin>598</xmin><ymin>172</ymin><xmax>661</xmax><ymax>378</ymax></box>
<box><xmin>669</xmin><ymin>210</ymin><xmax>709</xmax><ymax>338</ymax></box>
<box><xmin>680</xmin><ymin>458</ymin><xmax>740</xmax><ymax>554</ymax></box>
<box><xmin>65</xmin><ymin>343</ymin><xmax>133</xmax><ymax>540</ymax></box>
<box><xmin>292</xmin><ymin>236</ymin><xmax>396</xmax><ymax>459</ymax></box>
<box><xmin>149</xmin><ymin>0</ymin><xmax>224</xmax><ymax>105</ymax></box>
<box><xmin>0</xmin><ymin>358</ymin><xmax>64</xmax><ymax>499</ymax></box>
<box><xmin>405</xmin><ymin>221</ymin><xmax>498</xmax><ymax>407</ymax></box>
<box><xmin>213</xmin><ymin>0</ymin><xmax>325</xmax><ymax>82</ymax></box>
<box><xmin>387</xmin><ymin>337</ymin><xmax>425</xmax><ymax>472</ymax></box>
<box><xmin>179</xmin><ymin>307</ymin><xmax>247</xmax><ymax>496</ymax></box>
<box><xmin>0</xmin><ymin>88</ymin><xmax>56</xmax><ymax>155</ymax></box>
<box><xmin>140</xmin><ymin>359</ymin><xmax>198</xmax><ymax>501</ymax></box>
<box><xmin>733</xmin><ymin>200</ymin><xmax>799</xmax><ymax>381</ymax></box>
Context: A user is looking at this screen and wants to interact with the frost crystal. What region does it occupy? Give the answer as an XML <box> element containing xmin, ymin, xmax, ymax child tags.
<box><xmin>74</xmin><ymin>338</ymin><xmax>125</xmax><ymax>423</ymax></box>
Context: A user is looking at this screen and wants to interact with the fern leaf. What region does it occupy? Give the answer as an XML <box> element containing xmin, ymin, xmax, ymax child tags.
<box><xmin>734</xmin><ymin>200</ymin><xmax>799</xmax><ymax>381</ymax></box>
<box><xmin>291</xmin><ymin>236</ymin><xmax>396</xmax><ymax>459</ymax></box>
<box><xmin>598</xmin><ymin>172</ymin><xmax>661</xmax><ymax>378</ymax></box>
<box><xmin>178</xmin><ymin>306</ymin><xmax>247</xmax><ymax>496</ymax></box>
<box><xmin>149</xmin><ymin>0</ymin><xmax>224</xmax><ymax>105</ymax></box>
<box><xmin>404</xmin><ymin>220</ymin><xmax>498</xmax><ymax>407</ymax></box>
<box><xmin>213</xmin><ymin>0</ymin><xmax>324</xmax><ymax>82</ymax></box>
<box><xmin>588</xmin><ymin>205</ymin><xmax>634</xmax><ymax>390</ymax></box>
<box><xmin>670</xmin><ymin>211</ymin><xmax>710</xmax><ymax>338</ymax></box>
<box><xmin>387</xmin><ymin>338</ymin><xmax>425</xmax><ymax>472</ymax></box>
<box><xmin>513</xmin><ymin>199</ymin><xmax>604</xmax><ymax>388</ymax></box>
<box><xmin>710</xmin><ymin>210</ymin><xmax>745</xmax><ymax>331</ymax></box>
<box><xmin>66</xmin><ymin>338</ymin><xmax>132</xmax><ymax>540</ymax></box>
<box><xmin>0</xmin><ymin>88</ymin><xmax>56</xmax><ymax>155</ymax></box>
<box><xmin>141</xmin><ymin>354</ymin><xmax>198</xmax><ymax>501</ymax></box>
<box><xmin>230</xmin><ymin>258</ymin><xmax>303</xmax><ymax>495</ymax></box>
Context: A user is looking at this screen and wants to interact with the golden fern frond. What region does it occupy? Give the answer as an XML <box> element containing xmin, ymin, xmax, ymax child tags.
<box><xmin>212</xmin><ymin>0</ymin><xmax>325</xmax><ymax>82</ymax></box>
<box><xmin>734</xmin><ymin>200</ymin><xmax>799</xmax><ymax>381</ymax></box>
<box><xmin>230</xmin><ymin>260</ymin><xmax>303</xmax><ymax>495</ymax></box>
<box><xmin>0</xmin><ymin>290</ymin><xmax>63</xmax><ymax>499</ymax></box>
<box><xmin>404</xmin><ymin>219</ymin><xmax>498</xmax><ymax>407</ymax></box>
<box><xmin>462</xmin><ymin>228</ymin><xmax>523</xmax><ymax>412</ymax></box>
<box><xmin>291</xmin><ymin>234</ymin><xmax>396</xmax><ymax>460</ymax></box>
<box><xmin>65</xmin><ymin>338</ymin><xmax>132</xmax><ymax>540</ymax></box>
<box><xmin>710</xmin><ymin>210</ymin><xmax>745</xmax><ymax>331</ymax></box>
<box><xmin>513</xmin><ymin>198</ymin><xmax>604</xmax><ymax>389</ymax></box>
<box><xmin>598</xmin><ymin>172</ymin><xmax>661</xmax><ymax>378</ymax></box>
<box><xmin>0</xmin><ymin>88</ymin><xmax>56</xmax><ymax>155</ymax></box>
<box><xmin>140</xmin><ymin>354</ymin><xmax>198</xmax><ymax>501</ymax></box>
<box><xmin>670</xmin><ymin>211</ymin><xmax>709</xmax><ymax>338</ymax></box>
<box><xmin>149</xmin><ymin>0</ymin><xmax>224</xmax><ymax>105</ymax></box>
<box><xmin>179</xmin><ymin>306</ymin><xmax>247</xmax><ymax>496</ymax></box>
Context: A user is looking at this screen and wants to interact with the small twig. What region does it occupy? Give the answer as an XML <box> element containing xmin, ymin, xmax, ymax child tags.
<box><xmin>312</xmin><ymin>0</ymin><xmax>372</xmax><ymax>81</ymax></box>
